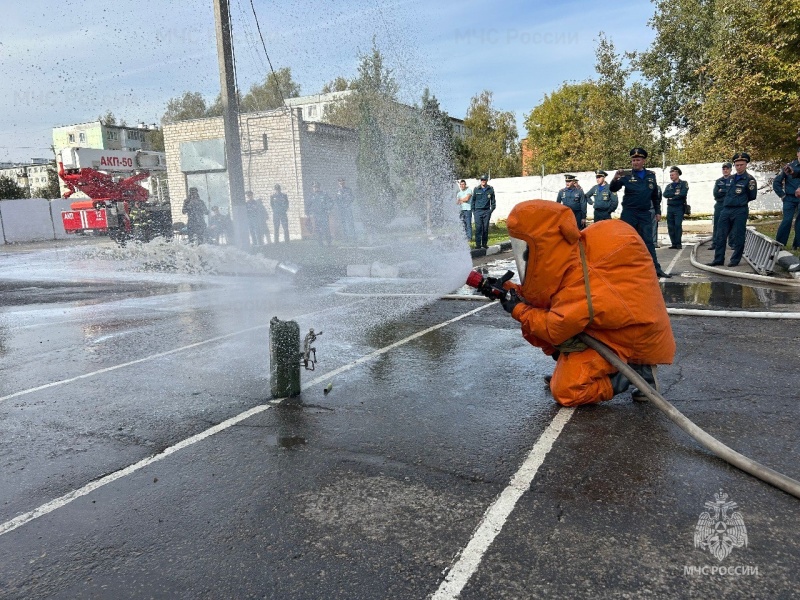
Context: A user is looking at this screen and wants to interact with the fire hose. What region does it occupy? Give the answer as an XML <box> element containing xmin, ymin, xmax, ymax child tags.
<box><xmin>466</xmin><ymin>270</ymin><xmax>800</xmax><ymax>499</ymax></box>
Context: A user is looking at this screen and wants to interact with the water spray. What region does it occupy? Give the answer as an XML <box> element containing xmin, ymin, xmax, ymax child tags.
<box><xmin>465</xmin><ymin>270</ymin><xmax>800</xmax><ymax>499</ymax></box>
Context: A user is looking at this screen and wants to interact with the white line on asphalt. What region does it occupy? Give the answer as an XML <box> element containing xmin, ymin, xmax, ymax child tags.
<box><xmin>663</xmin><ymin>245</ymin><xmax>687</xmax><ymax>276</ymax></box>
<box><xmin>0</xmin><ymin>301</ymin><xmax>363</xmax><ymax>406</ymax></box>
<box><xmin>431</xmin><ymin>406</ymin><xmax>575</xmax><ymax>600</ymax></box>
<box><xmin>0</xmin><ymin>302</ymin><xmax>494</xmax><ymax>538</ymax></box>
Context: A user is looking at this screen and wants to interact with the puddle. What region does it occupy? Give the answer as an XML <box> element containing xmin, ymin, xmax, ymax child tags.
<box><xmin>661</xmin><ymin>281</ymin><xmax>800</xmax><ymax>311</ymax></box>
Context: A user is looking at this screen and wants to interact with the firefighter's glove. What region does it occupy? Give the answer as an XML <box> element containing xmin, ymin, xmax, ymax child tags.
<box><xmin>554</xmin><ymin>336</ymin><xmax>588</xmax><ymax>354</ymax></box>
<box><xmin>500</xmin><ymin>289</ymin><xmax>522</xmax><ymax>314</ymax></box>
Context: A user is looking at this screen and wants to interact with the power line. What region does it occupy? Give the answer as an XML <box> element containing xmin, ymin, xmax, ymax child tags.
<box><xmin>248</xmin><ymin>0</ymin><xmax>286</xmax><ymax>107</ymax></box>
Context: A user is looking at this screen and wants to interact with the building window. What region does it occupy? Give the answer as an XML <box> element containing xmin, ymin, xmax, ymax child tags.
<box><xmin>307</xmin><ymin>105</ymin><xmax>317</xmax><ymax>118</ymax></box>
<box><xmin>262</xmin><ymin>134</ymin><xmax>268</xmax><ymax>152</ymax></box>
<box><xmin>68</xmin><ymin>133</ymin><xmax>75</xmax><ymax>143</ymax></box>
<box><xmin>107</xmin><ymin>130</ymin><xmax>119</xmax><ymax>141</ymax></box>
<box><xmin>79</xmin><ymin>132</ymin><xmax>86</xmax><ymax>143</ymax></box>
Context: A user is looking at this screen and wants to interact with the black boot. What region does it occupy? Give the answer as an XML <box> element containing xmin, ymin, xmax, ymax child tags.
<box><xmin>630</xmin><ymin>364</ymin><xmax>659</xmax><ymax>402</ymax></box>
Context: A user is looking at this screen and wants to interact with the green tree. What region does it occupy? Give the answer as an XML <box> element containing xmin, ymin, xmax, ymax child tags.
<box><xmin>240</xmin><ymin>67</ymin><xmax>301</xmax><ymax>113</ymax></box>
<box><xmin>632</xmin><ymin>0</ymin><xmax>716</xmax><ymax>135</ymax></box>
<box><xmin>524</xmin><ymin>34</ymin><xmax>657</xmax><ymax>173</ymax></box>
<box><xmin>462</xmin><ymin>90</ymin><xmax>520</xmax><ymax>178</ymax></box>
<box><xmin>161</xmin><ymin>92</ymin><xmax>212</xmax><ymax>124</ymax></box>
<box><xmin>684</xmin><ymin>0</ymin><xmax>800</xmax><ymax>163</ymax></box>
<box><xmin>321</xmin><ymin>76</ymin><xmax>351</xmax><ymax>93</ymax></box>
<box><xmin>0</xmin><ymin>175</ymin><xmax>28</xmax><ymax>200</ymax></box>
<box><xmin>146</xmin><ymin>128</ymin><xmax>165</xmax><ymax>152</ymax></box>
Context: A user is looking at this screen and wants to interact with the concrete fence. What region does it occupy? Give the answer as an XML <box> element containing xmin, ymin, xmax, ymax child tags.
<box><xmin>0</xmin><ymin>198</ymin><xmax>73</xmax><ymax>244</ymax></box>
<box><xmin>462</xmin><ymin>162</ymin><xmax>783</xmax><ymax>223</ymax></box>
<box><xmin>0</xmin><ymin>162</ymin><xmax>787</xmax><ymax>244</ymax></box>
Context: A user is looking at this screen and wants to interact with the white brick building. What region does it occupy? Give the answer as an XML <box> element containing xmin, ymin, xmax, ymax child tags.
<box><xmin>163</xmin><ymin>107</ymin><xmax>358</xmax><ymax>239</ymax></box>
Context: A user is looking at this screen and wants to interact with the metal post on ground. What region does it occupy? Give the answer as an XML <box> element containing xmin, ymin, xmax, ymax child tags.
<box><xmin>270</xmin><ymin>317</ymin><xmax>301</xmax><ymax>399</ymax></box>
<box><xmin>213</xmin><ymin>0</ymin><xmax>250</xmax><ymax>249</ymax></box>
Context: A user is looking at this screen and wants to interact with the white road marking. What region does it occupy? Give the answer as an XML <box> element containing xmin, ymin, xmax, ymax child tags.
<box><xmin>0</xmin><ymin>301</ymin><xmax>362</xmax><ymax>406</ymax></box>
<box><xmin>431</xmin><ymin>406</ymin><xmax>575</xmax><ymax>600</ymax></box>
<box><xmin>0</xmin><ymin>302</ymin><xmax>493</xmax><ymax>538</ymax></box>
<box><xmin>663</xmin><ymin>245</ymin><xmax>687</xmax><ymax>275</ymax></box>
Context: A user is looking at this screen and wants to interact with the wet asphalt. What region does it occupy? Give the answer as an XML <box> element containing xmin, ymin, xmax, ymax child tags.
<box><xmin>0</xmin><ymin>238</ymin><xmax>799</xmax><ymax>599</ymax></box>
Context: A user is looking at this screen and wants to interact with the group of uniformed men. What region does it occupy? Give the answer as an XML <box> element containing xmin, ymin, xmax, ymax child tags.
<box><xmin>554</xmin><ymin>145</ymin><xmax>768</xmax><ymax>275</ymax></box>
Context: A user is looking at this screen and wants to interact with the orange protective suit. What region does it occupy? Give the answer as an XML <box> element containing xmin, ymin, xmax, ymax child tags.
<box><xmin>506</xmin><ymin>200</ymin><xmax>676</xmax><ymax>407</ymax></box>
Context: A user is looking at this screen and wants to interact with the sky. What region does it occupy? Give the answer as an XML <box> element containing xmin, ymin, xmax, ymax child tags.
<box><xmin>0</xmin><ymin>0</ymin><xmax>657</xmax><ymax>163</ymax></box>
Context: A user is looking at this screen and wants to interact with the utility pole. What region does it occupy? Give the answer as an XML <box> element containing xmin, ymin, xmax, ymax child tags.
<box><xmin>213</xmin><ymin>0</ymin><xmax>250</xmax><ymax>248</ymax></box>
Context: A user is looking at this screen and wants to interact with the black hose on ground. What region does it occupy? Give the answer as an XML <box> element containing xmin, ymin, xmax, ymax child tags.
<box><xmin>578</xmin><ymin>333</ymin><xmax>800</xmax><ymax>500</ymax></box>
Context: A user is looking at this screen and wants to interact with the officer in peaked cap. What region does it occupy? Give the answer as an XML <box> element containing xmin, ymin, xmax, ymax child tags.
<box><xmin>585</xmin><ymin>170</ymin><xmax>618</xmax><ymax>222</ymax></box>
<box><xmin>610</xmin><ymin>147</ymin><xmax>671</xmax><ymax>277</ymax></box>
<box><xmin>472</xmin><ymin>174</ymin><xmax>495</xmax><ymax>249</ymax></box>
<box><xmin>710</xmin><ymin>162</ymin><xmax>734</xmax><ymax>250</ymax></box>
<box><xmin>663</xmin><ymin>166</ymin><xmax>689</xmax><ymax>249</ymax></box>
<box><xmin>556</xmin><ymin>174</ymin><xmax>587</xmax><ymax>229</ymax></box>
<box><xmin>709</xmin><ymin>152</ymin><xmax>758</xmax><ymax>267</ymax></box>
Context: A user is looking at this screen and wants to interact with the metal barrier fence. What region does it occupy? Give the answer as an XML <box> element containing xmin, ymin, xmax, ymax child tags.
<box><xmin>743</xmin><ymin>227</ymin><xmax>784</xmax><ymax>274</ymax></box>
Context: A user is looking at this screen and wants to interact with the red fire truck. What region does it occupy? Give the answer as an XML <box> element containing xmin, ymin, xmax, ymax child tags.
<box><xmin>58</xmin><ymin>147</ymin><xmax>170</xmax><ymax>243</ymax></box>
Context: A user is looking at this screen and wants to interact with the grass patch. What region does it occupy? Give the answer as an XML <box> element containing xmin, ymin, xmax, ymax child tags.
<box><xmin>752</xmin><ymin>221</ymin><xmax>800</xmax><ymax>258</ymax></box>
<box><xmin>470</xmin><ymin>220</ymin><xmax>510</xmax><ymax>249</ymax></box>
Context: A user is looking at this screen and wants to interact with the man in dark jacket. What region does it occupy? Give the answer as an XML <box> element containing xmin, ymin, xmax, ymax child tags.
<box><xmin>708</xmin><ymin>152</ymin><xmax>758</xmax><ymax>267</ymax></box>
<box><xmin>585</xmin><ymin>170</ymin><xmax>618</xmax><ymax>222</ymax></box>
<box><xmin>472</xmin><ymin>174</ymin><xmax>496</xmax><ymax>249</ymax></box>
<box><xmin>270</xmin><ymin>184</ymin><xmax>290</xmax><ymax>243</ymax></box>
<box><xmin>710</xmin><ymin>163</ymin><xmax>733</xmax><ymax>250</ymax></box>
<box><xmin>663</xmin><ymin>166</ymin><xmax>689</xmax><ymax>249</ymax></box>
<box><xmin>610</xmin><ymin>147</ymin><xmax>671</xmax><ymax>278</ymax></box>
<box><xmin>772</xmin><ymin>148</ymin><xmax>800</xmax><ymax>250</ymax></box>
<box><xmin>556</xmin><ymin>174</ymin><xmax>587</xmax><ymax>229</ymax></box>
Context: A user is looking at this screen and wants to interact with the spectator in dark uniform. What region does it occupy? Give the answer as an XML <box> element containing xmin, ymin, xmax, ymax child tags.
<box><xmin>610</xmin><ymin>147</ymin><xmax>671</xmax><ymax>278</ymax></box>
<box><xmin>663</xmin><ymin>166</ymin><xmax>689</xmax><ymax>249</ymax></box>
<box><xmin>182</xmin><ymin>187</ymin><xmax>208</xmax><ymax>244</ymax></box>
<box><xmin>335</xmin><ymin>178</ymin><xmax>356</xmax><ymax>241</ymax></box>
<box><xmin>245</xmin><ymin>191</ymin><xmax>269</xmax><ymax>245</ymax></box>
<box><xmin>556</xmin><ymin>174</ymin><xmax>587</xmax><ymax>229</ymax></box>
<box><xmin>472</xmin><ymin>175</ymin><xmax>496</xmax><ymax>249</ymax></box>
<box><xmin>708</xmin><ymin>152</ymin><xmax>758</xmax><ymax>267</ymax></box>
<box><xmin>773</xmin><ymin>148</ymin><xmax>800</xmax><ymax>250</ymax></box>
<box><xmin>585</xmin><ymin>170</ymin><xmax>618</xmax><ymax>222</ymax></box>
<box><xmin>710</xmin><ymin>163</ymin><xmax>733</xmax><ymax>250</ymax></box>
<box><xmin>270</xmin><ymin>184</ymin><xmax>290</xmax><ymax>243</ymax></box>
<box><xmin>308</xmin><ymin>181</ymin><xmax>332</xmax><ymax>246</ymax></box>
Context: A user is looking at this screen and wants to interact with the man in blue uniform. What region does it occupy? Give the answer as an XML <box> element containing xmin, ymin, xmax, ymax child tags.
<box><xmin>556</xmin><ymin>174</ymin><xmax>587</xmax><ymax>229</ymax></box>
<box><xmin>663</xmin><ymin>166</ymin><xmax>689</xmax><ymax>249</ymax></box>
<box><xmin>772</xmin><ymin>148</ymin><xmax>800</xmax><ymax>250</ymax></box>
<box><xmin>710</xmin><ymin>163</ymin><xmax>733</xmax><ymax>250</ymax></box>
<box><xmin>585</xmin><ymin>170</ymin><xmax>618</xmax><ymax>222</ymax></box>
<box><xmin>708</xmin><ymin>152</ymin><xmax>758</xmax><ymax>267</ymax></box>
<box><xmin>472</xmin><ymin>174</ymin><xmax>496</xmax><ymax>249</ymax></box>
<box><xmin>610</xmin><ymin>147</ymin><xmax>671</xmax><ymax>278</ymax></box>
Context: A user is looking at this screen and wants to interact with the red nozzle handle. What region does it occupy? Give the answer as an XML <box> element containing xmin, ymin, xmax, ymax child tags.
<box><xmin>466</xmin><ymin>270</ymin><xmax>484</xmax><ymax>289</ymax></box>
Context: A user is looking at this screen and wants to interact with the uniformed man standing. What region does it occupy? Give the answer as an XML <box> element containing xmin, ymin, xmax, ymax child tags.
<box><xmin>556</xmin><ymin>174</ymin><xmax>587</xmax><ymax>229</ymax></box>
<box><xmin>610</xmin><ymin>147</ymin><xmax>671</xmax><ymax>278</ymax></box>
<box><xmin>662</xmin><ymin>166</ymin><xmax>689</xmax><ymax>249</ymax></box>
<box><xmin>772</xmin><ymin>147</ymin><xmax>800</xmax><ymax>250</ymax></box>
<box><xmin>710</xmin><ymin>162</ymin><xmax>733</xmax><ymax>250</ymax></box>
<box><xmin>585</xmin><ymin>170</ymin><xmax>618</xmax><ymax>222</ymax></box>
<box><xmin>472</xmin><ymin>175</ymin><xmax>496</xmax><ymax>249</ymax></box>
<box><xmin>708</xmin><ymin>152</ymin><xmax>758</xmax><ymax>267</ymax></box>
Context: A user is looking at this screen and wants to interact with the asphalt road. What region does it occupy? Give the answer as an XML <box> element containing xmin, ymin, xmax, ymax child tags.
<box><xmin>1</xmin><ymin>239</ymin><xmax>799</xmax><ymax>599</ymax></box>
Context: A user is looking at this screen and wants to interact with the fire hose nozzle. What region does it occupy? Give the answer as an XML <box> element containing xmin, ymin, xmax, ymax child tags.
<box><xmin>465</xmin><ymin>270</ymin><xmax>515</xmax><ymax>300</ymax></box>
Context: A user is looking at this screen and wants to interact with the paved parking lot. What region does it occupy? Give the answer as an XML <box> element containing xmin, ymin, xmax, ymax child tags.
<box><xmin>0</xmin><ymin>239</ymin><xmax>798</xmax><ymax>599</ymax></box>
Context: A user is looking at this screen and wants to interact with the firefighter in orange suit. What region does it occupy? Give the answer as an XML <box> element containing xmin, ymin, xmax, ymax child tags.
<box><xmin>497</xmin><ymin>200</ymin><xmax>676</xmax><ymax>407</ymax></box>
